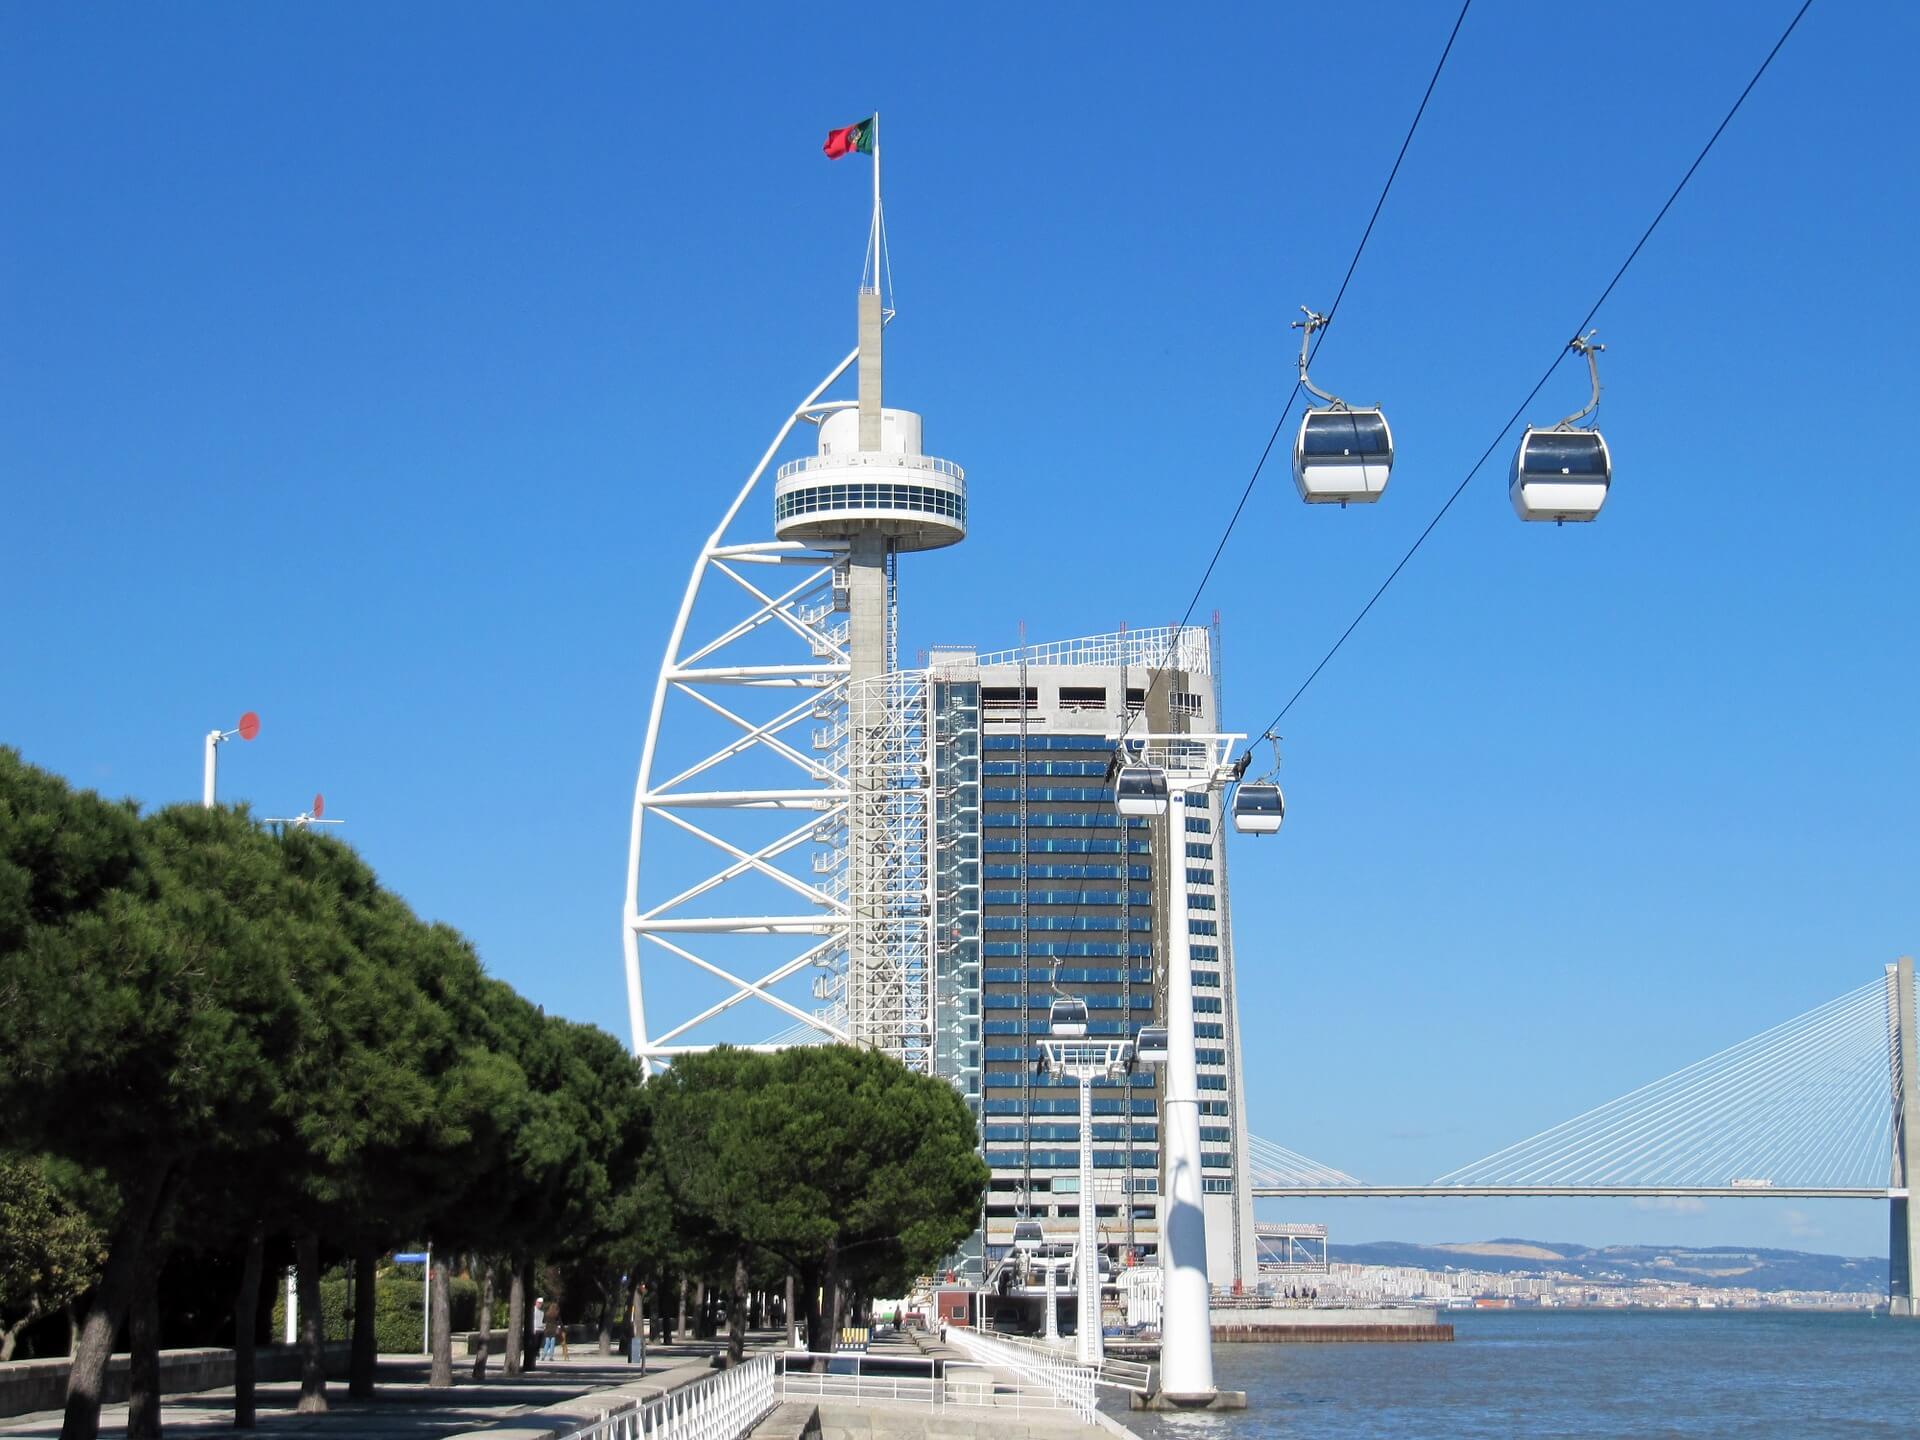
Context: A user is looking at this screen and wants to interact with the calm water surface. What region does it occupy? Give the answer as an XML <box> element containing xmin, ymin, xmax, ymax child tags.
<box><xmin>1108</xmin><ymin>1311</ymin><xmax>1919</xmax><ymax>1438</ymax></box>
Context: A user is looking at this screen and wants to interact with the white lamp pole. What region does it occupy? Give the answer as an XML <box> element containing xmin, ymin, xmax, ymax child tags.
<box><xmin>202</xmin><ymin>711</ymin><xmax>261</xmax><ymax>808</ymax></box>
<box><xmin>1039</xmin><ymin>1035</ymin><xmax>1130</xmax><ymax>1366</ymax></box>
<box><xmin>1076</xmin><ymin>1071</ymin><xmax>1102</xmax><ymax>1365</ymax></box>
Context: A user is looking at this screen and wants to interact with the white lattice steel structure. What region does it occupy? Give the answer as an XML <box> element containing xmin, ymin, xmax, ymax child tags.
<box><xmin>621</xmin><ymin>347</ymin><xmax>861</xmax><ymax>1067</ymax></box>
<box><xmin>624</xmin><ymin>122</ymin><xmax>964</xmax><ymax>1073</ymax></box>
<box><xmin>622</xmin><ymin>361</ymin><xmax>962</xmax><ymax>1068</ymax></box>
<box><xmin>843</xmin><ymin>670</ymin><xmax>937</xmax><ymax>1071</ymax></box>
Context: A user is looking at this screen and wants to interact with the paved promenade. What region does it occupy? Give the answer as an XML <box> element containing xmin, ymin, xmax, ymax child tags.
<box><xmin>0</xmin><ymin>1339</ymin><xmax>742</xmax><ymax>1439</ymax></box>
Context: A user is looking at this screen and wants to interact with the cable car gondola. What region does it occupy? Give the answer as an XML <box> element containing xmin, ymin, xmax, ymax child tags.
<box><xmin>1291</xmin><ymin>307</ymin><xmax>1392</xmax><ymax>505</ymax></box>
<box><xmin>1512</xmin><ymin>332</ymin><xmax>1611</xmax><ymax>523</ymax></box>
<box><xmin>1049</xmin><ymin>997</ymin><xmax>1089</xmax><ymax>1038</ymax></box>
<box><xmin>1232</xmin><ymin>782</ymin><xmax>1284</xmax><ymax>836</ymax></box>
<box><xmin>1113</xmin><ymin>764</ymin><xmax>1170</xmax><ymax>817</ymax></box>
<box><xmin>1133</xmin><ymin>1025</ymin><xmax>1169</xmax><ymax>1065</ymax></box>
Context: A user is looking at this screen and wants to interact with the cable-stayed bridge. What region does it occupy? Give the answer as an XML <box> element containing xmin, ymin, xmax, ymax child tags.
<box><xmin>1246</xmin><ymin>959</ymin><xmax>1920</xmax><ymax>1311</ymax></box>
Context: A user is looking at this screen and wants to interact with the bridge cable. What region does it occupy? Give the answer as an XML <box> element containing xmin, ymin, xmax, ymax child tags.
<box><xmin>1433</xmin><ymin>975</ymin><xmax>1890</xmax><ymax>1191</ymax></box>
<box><xmin>1246</xmin><ymin>0</ymin><xmax>1817</xmax><ymax>752</ymax></box>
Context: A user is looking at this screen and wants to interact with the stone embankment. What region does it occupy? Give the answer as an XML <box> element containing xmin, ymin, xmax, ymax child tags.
<box><xmin>1212</xmin><ymin>1304</ymin><xmax>1452</xmax><ymax>1343</ymax></box>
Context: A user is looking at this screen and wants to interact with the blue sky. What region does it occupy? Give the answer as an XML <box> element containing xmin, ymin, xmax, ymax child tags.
<box><xmin>5</xmin><ymin>2</ymin><xmax>1914</xmax><ymax>1257</ymax></box>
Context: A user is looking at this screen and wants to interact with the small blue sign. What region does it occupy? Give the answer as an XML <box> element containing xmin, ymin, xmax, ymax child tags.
<box><xmin>394</xmin><ymin>1252</ymin><xmax>429</xmax><ymax>1264</ymax></box>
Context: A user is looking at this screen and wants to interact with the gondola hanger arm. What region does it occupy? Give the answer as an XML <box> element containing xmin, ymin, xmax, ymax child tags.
<box><xmin>1554</xmin><ymin>331</ymin><xmax>1606</xmax><ymax>430</ymax></box>
<box><xmin>1293</xmin><ymin>306</ymin><xmax>1347</xmax><ymax>409</ymax></box>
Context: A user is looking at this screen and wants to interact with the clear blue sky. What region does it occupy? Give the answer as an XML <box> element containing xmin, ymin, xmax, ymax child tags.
<box><xmin>6</xmin><ymin>2</ymin><xmax>1914</xmax><ymax>1258</ymax></box>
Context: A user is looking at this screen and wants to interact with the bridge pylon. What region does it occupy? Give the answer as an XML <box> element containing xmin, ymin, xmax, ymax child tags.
<box><xmin>1889</xmin><ymin>957</ymin><xmax>1919</xmax><ymax>1316</ymax></box>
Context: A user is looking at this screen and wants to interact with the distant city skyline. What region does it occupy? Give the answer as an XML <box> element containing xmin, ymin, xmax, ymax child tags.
<box><xmin>4</xmin><ymin>1</ymin><xmax>1912</xmax><ymax>1257</ymax></box>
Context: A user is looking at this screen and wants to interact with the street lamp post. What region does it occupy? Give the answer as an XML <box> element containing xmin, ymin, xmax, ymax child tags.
<box><xmin>202</xmin><ymin>711</ymin><xmax>261</xmax><ymax>808</ymax></box>
<box><xmin>1112</xmin><ymin>732</ymin><xmax>1241</xmax><ymax>1407</ymax></box>
<box><xmin>1037</xmin><ymin>1034</ymin><xmax>1132</xmax><ymax>1365</ymax></box>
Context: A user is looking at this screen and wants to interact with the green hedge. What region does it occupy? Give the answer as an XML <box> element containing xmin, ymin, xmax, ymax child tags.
<box><xmin>270</xmin><ymin>1273</ymin><xmax>481</xmax><ymax>1354</ymax></box>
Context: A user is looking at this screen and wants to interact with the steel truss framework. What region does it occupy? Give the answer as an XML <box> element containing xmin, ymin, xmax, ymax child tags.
<box><xmin>844</xmin><ymin>670</ymin><xmax>936</xmax><ymax>1070</ymax></box>
<box><xmin>624</xmin><ymin>346</ymin><xmax>943</xmax><ymax>1074</ymax></box>
<box><xmin>1254</xmin><ymin>1223</ymin><xmax>1330</xmax><ymax>1275</ymax></box>
<box><xmin>625</xmin><ymin>351</ymin><xmax>861</xmax><ymax>1069</ymax></box>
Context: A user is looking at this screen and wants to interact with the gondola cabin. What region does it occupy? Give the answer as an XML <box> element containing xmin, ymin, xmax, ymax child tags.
<box><xmin>1049</xmin><ymin>997</ymin><xmax>1089</xmax><ymax>1038</ymax></box>
<box><xmin>1232</xmin><ymin>783</ymin><xmax>1284</xmax><ymax>835</ymax></box>
<box><xmin>1113</xmin><ymin>765</ymin><xmax>1170</xmax><ymax>817</ymax></box>
<box><xmin>1510</xmin><ymin>427</ymin><xmax>1610</xmax><ymax>522</ymax></box>
<box><xmin>1294</xmin><ymin>408</ymin><xmax>1392</xmax><ymax>504</ymax></box>
<box><xmin>1133</xmin><ymin>1025</ymin><xmax>1169</xmax><ymax>1064</ymax></box>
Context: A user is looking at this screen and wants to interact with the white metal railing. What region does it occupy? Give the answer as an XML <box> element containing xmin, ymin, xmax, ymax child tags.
<box><xmin>569</xmin><ymin>1352</ymin><xmax>776</xmax><ymax>1440</ymax></box>
<box><xmin>952</xmin><ymin>1326</ymin><xmax>1153</xmax><ymax>1394</ymax></box>
<box><xmin>776</xmin><ymin>1347</ymin><xmax>1092</xmax><ymax>1420</ymax></box>
<box><xmin>776</xmin><ymin>453</ymin><xmax>965</xmax><ymax>483</ymax></box>
<box><xmin>957</xmin><ymin>625</ymin><xmax>1212</xmax><ymax>676</ymax></box>
<box><xmin>940</xmin><ymin>1330</ymin><xmax>1098</xmax><ymax>1420</ymax></box>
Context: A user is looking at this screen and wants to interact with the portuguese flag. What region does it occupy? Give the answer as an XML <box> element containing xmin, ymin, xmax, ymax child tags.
<box><xmin>823</xmin><ymin>117</ymin><xmax>875</xmax><ymax>159</ymax></box>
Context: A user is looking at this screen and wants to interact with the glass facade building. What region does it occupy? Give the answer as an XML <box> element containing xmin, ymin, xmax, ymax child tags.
<box><xmin>921</xmin><ymin>629</ymin><xmax>1256</xmax><ymax>1287</ymax></box>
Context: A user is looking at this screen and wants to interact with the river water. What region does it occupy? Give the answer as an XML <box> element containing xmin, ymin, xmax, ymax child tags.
<box><xmin>1107</xmin><ymin>1311</ymin><xmax>1920</xmax><ymax>1438</ymax></box>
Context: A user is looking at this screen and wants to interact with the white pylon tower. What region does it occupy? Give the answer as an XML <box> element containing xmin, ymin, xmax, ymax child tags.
<box><xmin>622</xmin><ymin>117</ymin><xmax>968</xmax><ymax>1071</ymax></box>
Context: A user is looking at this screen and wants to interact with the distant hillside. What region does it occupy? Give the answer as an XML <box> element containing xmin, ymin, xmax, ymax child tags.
<box><xmin>1328</xmin><ymin>1238</ymin><xmax>1886</xmax><ymax>1293</ymax></box>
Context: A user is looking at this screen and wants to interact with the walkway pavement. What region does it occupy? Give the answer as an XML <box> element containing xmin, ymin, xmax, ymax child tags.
<box><xmin>0</xmin><ymin>1338</ymin><xmax>756</xmax><ymax>1440</ymax></box>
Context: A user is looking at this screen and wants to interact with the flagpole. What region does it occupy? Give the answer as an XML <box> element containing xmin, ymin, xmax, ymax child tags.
<box><xmin>870</xmin><ymin>111</ymin><xmax>882</xmax><ymax>297</ymax></box>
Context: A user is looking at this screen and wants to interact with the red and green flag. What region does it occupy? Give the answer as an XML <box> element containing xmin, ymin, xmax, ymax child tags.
<box><xmin>823</xmin><ymin>117</ymin><xmax>874</xmax><ymax>159</ymax></box>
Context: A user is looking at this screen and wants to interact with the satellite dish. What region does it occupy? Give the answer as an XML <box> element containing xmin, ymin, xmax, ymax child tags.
<box><xmin>236</xmin><ymin>712</ymin><xmax>261</xmax><ymax>741</ymax></box>
<box><xmin>312</xmin><ymin>793</ymin><xmax>325</xmax><ymax>818</ymax></box>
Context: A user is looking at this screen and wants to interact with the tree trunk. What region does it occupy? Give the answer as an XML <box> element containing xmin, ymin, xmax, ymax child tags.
<box><xmin>232</xmin><ymin>1232</ymin><xmax>264</xmax><ymax>1429</ymax></box>
<box><xmin>126</xmin><ymin>1254</ymin><xmax>161</xmax><ymax>1440</ymax></box>
<box><xmin>348</xmin><ymin>1242</ymin><xmax>377</xmax><ymax>1400</ymax></box>
<box><xmin>800</xmin><ymin>1265</ymin><xmax>827</xmax><ymax>1356</ymax></box>
<box><xmin>295</xmin><ymin>1230</ymin><xmax>327</xmax><ymax>1414</ymax></box>
<box><xmin>0</xmin><ymin>1304</ymin><xmax>37</xmax><ymax>1363</ymax></box>
<box><xmin>503</xmin><ymin>1262</ymin><xmax>525</xmax><ymax>1378</ymax></box>
<box><xmin>813</xmin><ymin>1243</ymin><xmax>840</xmax><ymax>1354</ymax></box>
<box><xmin>727</xmin><ymin>1248</ymin><xmax>748</xmax><ymax>1366</ymax></box>
<box><xmin>61</xmin><ymin>1165</ymin><xmax>170</xmax><ymax>1440</ymax></box>
<box><xmin>831</xmin><ymin>1285</ymin><xmax>850</xmax><ymax>1349</ymax></box>
<box><xmin>429</xmin><ymin>1257</ymin><xmax>453</xmax><ymax>1388</ymax></box>
<box><xmin>520</xmin><ymin>1259</ymin><xmax>537</xmax><ymax>1372</ymax></box>
<box><xmin>785</xmin><ymin>1273</ymin><xmax>797</xmax><ymax>1350</ymax></box>
<box><xmin>597</xmin><ymin>1269</ymin><xmax>614</xmax><ymax>1356</ymax></box>
<box><xmin>471</xmin><ymin>1265</ymin><xmax>494</xmax><ymax>1382</ymax></box>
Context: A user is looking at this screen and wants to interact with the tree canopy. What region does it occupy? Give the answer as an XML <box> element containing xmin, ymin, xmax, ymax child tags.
<box><xmin>0</xmin><ymin>746</ymin><xmax>991</xmax><ymax>1436</ymax></box>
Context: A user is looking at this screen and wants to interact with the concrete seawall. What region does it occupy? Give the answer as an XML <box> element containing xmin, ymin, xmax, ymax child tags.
<box><xmin>1212</xmin><ymin>1306</ymin><xmax>1451</xmax><ymax>1343</ymax></box>
<box><xmin>0</xmin><ymin>1342</ymin><xmax>351</xmax><ymax>1418</ymax></box>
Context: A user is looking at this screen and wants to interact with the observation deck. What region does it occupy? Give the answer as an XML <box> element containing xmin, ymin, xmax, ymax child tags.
<box><xmin>773</xmin><ymin>407</ymin><xmax>966</xmax><ymax>551</ymax></box>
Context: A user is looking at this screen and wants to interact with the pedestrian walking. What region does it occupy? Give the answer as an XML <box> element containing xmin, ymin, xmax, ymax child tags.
<box><xmin>532</xmin><ymin>1296</ymin><xmax>546</xmax><ymax>1364</ymax></box>
<box><xmin>542</xmin><ymin>1303</ymin><xmax>560</xmax><ymax>1360</ymax></box>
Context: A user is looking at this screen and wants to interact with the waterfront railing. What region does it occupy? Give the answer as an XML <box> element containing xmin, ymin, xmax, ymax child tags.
<box><xmin>938</xmin><ymin>1329</ymin><xmax>1099</xmax><ymax>1421</ymax></box>
<box><xmin>571</xmin><ymin>1353</ymin><xmax>777</xmax><ymax>1440</ymax></box>
<box><xmin>777</xmin><ymin>1345</ymin><xmax>1096</xmax><ymax>1422</ymax></box>
<box><xmin>942</xmin><ymin>1327</ymin><xmax>1153</xmax><ymax>1395</ymax></box>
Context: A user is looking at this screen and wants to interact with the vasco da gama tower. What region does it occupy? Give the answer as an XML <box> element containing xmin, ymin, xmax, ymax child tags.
<box><xmin>622</xmin><ymin>119</ymin><xmax>1257</xmax><ymax>1287</ymax></box>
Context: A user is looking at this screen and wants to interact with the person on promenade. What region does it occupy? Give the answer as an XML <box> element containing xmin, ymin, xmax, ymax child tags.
<box><xmin>543</xmin><ymin>1303</ymin><xmax>560</xmax><ymax>1360</ymax></box>
<box><xmin>532</xmin><ymin>1297</ymin><xmax>546</xmax><ymax>1364</ymax></box>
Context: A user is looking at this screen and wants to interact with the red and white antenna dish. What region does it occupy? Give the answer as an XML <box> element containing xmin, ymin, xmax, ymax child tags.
<box><xmin>236</xmin><ymin>712</ymin><xmax>261</xmax><ymax>742</ymax></box>
<box><xmin>312</xmin><ymin>793</ymin><xmax>325</xmax><ymax>819</ymax></box>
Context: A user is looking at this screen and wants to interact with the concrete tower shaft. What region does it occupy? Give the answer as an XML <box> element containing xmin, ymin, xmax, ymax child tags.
<box><xmin>771</xmin><ymin>290</ymin><xmax>966</xmax><ymax>1064</ymax></box>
